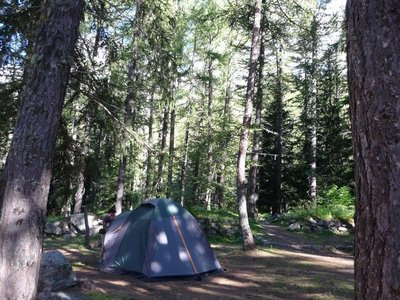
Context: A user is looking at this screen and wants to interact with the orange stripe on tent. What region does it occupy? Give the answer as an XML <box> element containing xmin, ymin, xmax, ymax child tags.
<box><xmin>173</xmin><ymin>215</ymin><xmax>198</xmax><ymax>274</ymax></box>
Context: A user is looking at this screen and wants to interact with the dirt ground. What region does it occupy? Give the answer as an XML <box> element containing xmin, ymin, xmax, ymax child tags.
<box><xmin>56</xmin><ymin>224</ymin><xmax>354</xmax><ymax>300</ymax></box>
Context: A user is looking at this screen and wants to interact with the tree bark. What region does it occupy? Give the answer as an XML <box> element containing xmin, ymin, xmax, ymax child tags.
<box><xmin>346</xmin><ymin>1</ymin><xmax>400</xmax><ymax>299</ymax></box>
<box><xmin>236</xmin><ymin>0</ymin><xmax>261</xmax><ymax>251</ymax></box>
<box><xmin>0</xmin><ymin>1</ymin><xmax>83</xmax><ymax>299</ymax></box>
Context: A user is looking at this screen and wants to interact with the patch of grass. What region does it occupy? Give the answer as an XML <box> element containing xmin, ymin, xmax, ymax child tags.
<box><xmin>275</xmin><ymin>205</ymin><xmax>354</xmax><ymax>225</ymax></box>
<box><xmin>43</xmin><ymin>235</ymin><xmax>100</xmax><ymax>251</ymax></box>
<box><xmin>188</xmin><ymin>205</ymin><xmax>238</xmax><ymax>221</ymax></box>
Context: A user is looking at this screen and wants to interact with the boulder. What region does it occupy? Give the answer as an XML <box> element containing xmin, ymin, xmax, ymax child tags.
<box><xmin>38</xmin><ymin>251</ymin><xmax>76</xmax><ymax>292</ymax></box>
<box><xmin>288</xmin><ymin>222</ymin><xmax>301</xmax><ymax>231</ymax></box>
<box><xmin>70</xmin><ymin>213</ymin><xmax>97</xmax><ymax>232</ymax></box>
<box><xmin>45</xmin><ymin>222</ymin><xmax>63</xmax><ymax>236</ymax></box>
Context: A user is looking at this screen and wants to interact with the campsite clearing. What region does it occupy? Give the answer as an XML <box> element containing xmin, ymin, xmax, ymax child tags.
<box><xmin>50</xmin><ymin>224</ymin><xmax>354</xmax><ymax>299</ymax></box>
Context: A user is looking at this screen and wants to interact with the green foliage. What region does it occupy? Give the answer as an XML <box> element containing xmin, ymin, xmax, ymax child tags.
<box><xmin>43</xmin><ymin>235</ymin><xmax>100</xmax><ymax>251</ymax></box>
<box><xmin>278</xmin><ymin>203</ymin><xmax>354</xmax><ymax>224</ymax></box>
<box><xmin>319</xmin><ymin>185</ymin><xmax>354</xmax><ymax>208</ymax></box>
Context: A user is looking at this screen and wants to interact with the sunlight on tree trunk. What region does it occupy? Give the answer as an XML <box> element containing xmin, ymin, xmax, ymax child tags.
<box><xmin>236</xmin><ymin>0</ymin><xmax>262</xmax><ymax>251</ymax></box>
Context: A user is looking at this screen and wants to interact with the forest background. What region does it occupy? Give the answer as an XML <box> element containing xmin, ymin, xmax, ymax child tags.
<box><xmin>0</xmin><ymin>0</ymin><xmax>353</xmax><ymax>227</ymax></box>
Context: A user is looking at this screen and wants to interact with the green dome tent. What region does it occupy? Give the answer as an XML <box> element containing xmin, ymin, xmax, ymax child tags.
<box><xmin>100</xmin><ymin>198</ymin><xmax>222</xmax><ymax>280</ymax></box>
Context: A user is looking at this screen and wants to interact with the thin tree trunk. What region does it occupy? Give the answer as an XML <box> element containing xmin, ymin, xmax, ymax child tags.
<box><xmin>236</xmin><ymin>0</ymin><xmax>261</xmax><ymax>251</ymax></box>
<box><xmin>205</xmin><ymin>57</ymin><xmax>214</xmax><ymax>210</ymax></box>
<box><xmin>167</xmin><ymin>106</ymin><xmax>176</xmax><ymax>198</ymax></box>
<box><xmin>309</xmin><ymin>15</ymin><xmax>318</xmax><ymax>208</ymax></box>
<box><xmin>215</xmin><ymin>84</ymin><xmax>232</xmax><ymax>208</ymax></box>
<box><xmin>0</xmin><ymin>1</ymin><xmax>83</xmax><ymax>299</ymax></box>
<box><xmin>346</xmin><ymin>1</ymin><xmax>400</xmax><ymax>298</ymax></box>
<box><xmin>72</xmin><ymin>106</ymin><xmax>89</xmax><ymax>214</ymax></box>
<box><xmin>179</xmin><ymin>37</ymin><xmax>197</xmax><ymax>207</ymax></box>
<box><xmin>154</xmin><ymin>105</ymin><xmax>169</xmax><ymax>194</ymax></box>
<box><xmin>272</xmin><ymin>41</ymin><xmax>283</xmax><ymax>215</ymax></box>
<box><xmin>115</xmin><ymin>0</ymin><xmax>143</xmax><ymax>214</ymax></box>
<box><xmin>73</xmin><ymin>169</ymin><xmax>85</xmax><ymax>214</ymax></box>
<box><xmin>180</xmin><ymin>123</ymin><xmax>190</xmax><ymax>206</ymax></box>
<box><xmin>115</xmin><ymin>155</ymin><xmax>127</xmax><ymax>213</ymax></box>
<box><xmin>145</xmin><ymin>88</ymin><xmax>155</xmax><ymax>199</ymax></box>
<box><xmin>247</xmin><ymin>32</ymin><xmax>265</xmax><ymax>219</ymax></box>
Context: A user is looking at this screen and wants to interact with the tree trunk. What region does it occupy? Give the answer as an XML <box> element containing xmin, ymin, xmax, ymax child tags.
<box><xmin>346</xmin><ymin>1</ymin><xmax>400</xmax><ymax>298</ymax></box>
<box><xmin>205</xmin><ymin>57</ymin><xmax>214</xmax><ymax>210</ymax></box>
<box><xmin>272</xmin><ymin>41</ymin><xmax>283</xmax><ymax>215</ymax></box>
<box><xmin>179</xmin><ymin>123</ymin><xmax>190</xmax><ymax>206</ymax></box>
<box><xmin>167</xmin><ymin>106</ymin><xmax>176</xmax><ymax>198</ymax></box>
<box><xmin>115</xmin><ymin>155</ymin><xmax>126</xmax><ymax>213</ymax></box>
<box><xmin>153</xmin><ymin>105</ymin><xmax>169</xmax><ymax>194</ymax></box>
<box><xmin>215</xmin><ymin>83</ymin><xmax>232</xmax><ymax>208</ymax></box>
<box><xmin>236</xmin><ymin>0</ymin><xmax>261</xmax><ymax>251</ymax></box>
<box><xmin>115</xmin><ymin>0</ymin><xmax>143</xmax><ymax>214</ymax></box>
<box><xmin>247</xmin><ymin>31</ymin><xmax>265</xmax><ymax>219</ymax></box>
<box><xmin>145</xmin><ymin>88</ymin><xmax>155</xmax><ymax>199</ymax></box>
<box><xmin>309</xmin><ymin>15</ymin><xmax>318</xmax><ymax>208</ymax></box>
<box><xmin>0</xmin><ymin>1</ymin><xmax>83</xmax><ymax>299</ymax></box>
<box><xmin>73</xmin><ymin>169</ymin><xmax>85</xmax><ymax>214</ymax></box>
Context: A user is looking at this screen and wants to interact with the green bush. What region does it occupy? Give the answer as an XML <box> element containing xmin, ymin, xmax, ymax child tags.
<box><xmin>319</xmin><ymin>185</ymin><xmax>354</xmax><ymax>207</ymax></box>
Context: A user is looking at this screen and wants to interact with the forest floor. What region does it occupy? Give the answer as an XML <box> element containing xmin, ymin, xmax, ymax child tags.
<box><xmin>51</xmin><ymin>222</ymin><xmax>354</xmax><ymax>300</ymax></box>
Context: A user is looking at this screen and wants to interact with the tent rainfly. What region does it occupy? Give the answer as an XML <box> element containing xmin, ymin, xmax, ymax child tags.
<box><xmin>100</xmin><ymin>198</ymin><xmax>223</xmax><ymax>280</ymax></box>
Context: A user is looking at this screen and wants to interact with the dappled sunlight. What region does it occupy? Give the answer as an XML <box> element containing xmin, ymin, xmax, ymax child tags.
<box><xmin>211</xmin><ymin>277</ymin><xmax>260</xmax><ymax>288</ymax></box>
<box><xmin>150</xmin><ymin>261</ymin><xmax>162</xmax><ymax>273</ymax></box>
<box><xmin>106</xmin><ymin>279</ymin><xmax>131</xmax><ymax>286</ymax></box>
<box><xmin>156</xmin><ymin>231</ymin><xmax>168</xmax><ymax>245</ymax></box>
<box><xmin>166</xmin><ymin>203</ymin><xmax>179</xmax><ymax>215</ymax></box>
<box><xmin>178</xmin><ymin>249</ymin><xmax>189</xmax><ymax>261</ymax></box>
<box><xmin>194</xmin><ymin>243</ymin><xmax>206</xmax><ymax>254</ymax></box>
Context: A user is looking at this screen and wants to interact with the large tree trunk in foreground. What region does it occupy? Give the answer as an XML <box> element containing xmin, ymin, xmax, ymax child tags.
<box><xmin>236</xmin><ymin>0</ymin><xmax>261</xmax><ymax>251</ymax></box>
<box><xmin>0</xmin><ymin>1</ymin><xmax>83</xmax><ymax>299</ymax></box>
<box><xmin>346</xmin><ymin>1</ymin><xmax>400</xmax><ymax>299</ymax></box>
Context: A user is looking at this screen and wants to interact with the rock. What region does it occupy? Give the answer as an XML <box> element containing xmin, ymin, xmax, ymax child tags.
<box><xmin>288</xmin><ymin>223</ymin><xmax>301</xmax><ymax>231</ymax></box>
<box><xmin>70</xmin><ymin>213</ymin><xmax>97</xmax><ymax>232</ymax></box>
<box><xmin>45</xmin><ymin>222</ymin><xmax>63</xmax><ymax>236</ymax></box>
<box><xmin>317</xmin><ymin>220</ymin><xmax>329</xmax><ymax>228</ymax></box>
<box><xmin>38</xmin><ymin>251</ymin><xmax>77</xmax><ymax>292</ymax></box>
<box><xmin>308</xmin><ymin>217</ymin><xmax>317</xmax><ymax>224</ymax></box>
<box><xmin>76</xmin><ymin>278</ymin><xmax>97</xmax><ymax>291</ymax></box>
<box><xmin>338</xmin><ymin>226</ymin><xmax>348</xmax><ymax>232</ymax></box>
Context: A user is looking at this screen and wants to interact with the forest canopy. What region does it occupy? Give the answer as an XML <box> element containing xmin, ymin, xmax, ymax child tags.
<box><xmin>0</xmin><ymin>0</ymin><xmax>352</xmax><ymax>216</ymax></box>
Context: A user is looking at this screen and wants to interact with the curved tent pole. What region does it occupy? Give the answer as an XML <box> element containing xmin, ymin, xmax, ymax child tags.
<box><xmin>172</xmin><ymin>216</ymin><xmax>198</xmax><ymax>274</ymax></box>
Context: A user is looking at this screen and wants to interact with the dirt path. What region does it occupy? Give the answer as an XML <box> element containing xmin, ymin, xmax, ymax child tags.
<box><xmin>261</xmin><ymin>223</ymin><xmax>354</xmax><ymax>256</ymax></box>
<box><xmin>56</xmin><ymin>223</ymin><xmax>354</xmax><ymax>299</ymax></box>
